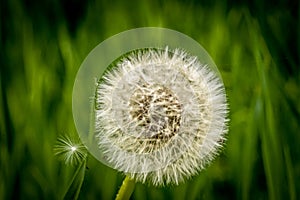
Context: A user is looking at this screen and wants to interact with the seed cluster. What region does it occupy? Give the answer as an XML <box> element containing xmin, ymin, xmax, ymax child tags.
<box><xmin>95</xmin><ymin>47</ymin><xmax>228</xmax><ymax>186</ymax></box>
<box><xmin>129</xmin><ymin>84</ymin><xmax>182</xmax><ymax>151</ymax></box>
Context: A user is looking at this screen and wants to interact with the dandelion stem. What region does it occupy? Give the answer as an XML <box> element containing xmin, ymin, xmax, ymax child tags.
<box><xmin>115</xmin><ymin>176</ymin><xmax>136</xmax><ymax>200</ymax></box>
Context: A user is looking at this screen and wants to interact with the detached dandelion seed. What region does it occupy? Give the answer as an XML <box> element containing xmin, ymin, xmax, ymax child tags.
<box><xmin>71</xmin><ymin>146</ymin><xmax>77</xmax><ymax>152</ymax></box>
<box><xmin>95</xmin><ymin>47</ymin><xmax>228</xmax><ymax>186</ymax></box>
<box><xmin>54</xmin><ymin>135</ymin><xmax>87</xmax><ymax>165</ymax></box>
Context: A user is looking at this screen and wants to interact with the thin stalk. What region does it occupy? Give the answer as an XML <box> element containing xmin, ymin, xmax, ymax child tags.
<box><xmin>115</xmin><ymin>176</ymin><xmax>136</xmax><ymax>200</ymax></box>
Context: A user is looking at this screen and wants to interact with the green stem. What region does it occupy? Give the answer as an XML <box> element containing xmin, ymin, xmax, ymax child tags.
<box><xmin>115</xmin><ymin>176</ymin><xmax>136</xmax><ymax>200</ymax></box>
<box><xmin>63</xmin><ymin>158</ymin><xmax>87</xmax><ymax>200</ymax></box>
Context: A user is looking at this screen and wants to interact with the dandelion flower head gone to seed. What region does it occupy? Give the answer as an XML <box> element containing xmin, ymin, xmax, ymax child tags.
<box><xmin>94</xmin><ymin>46</ymin><xmax>228</xmax><ymax>186</ymax></box>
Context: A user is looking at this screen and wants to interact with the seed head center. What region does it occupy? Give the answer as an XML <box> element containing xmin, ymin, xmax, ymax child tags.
<box><xmin>70</xmin><ymin>146</ymin><xmax>77</xmax><ymax>152</ymax></box>
<box><xmin>129</xmin><ymin>84</ymin><xmax>182</xmax><ymax>140</ymax></box>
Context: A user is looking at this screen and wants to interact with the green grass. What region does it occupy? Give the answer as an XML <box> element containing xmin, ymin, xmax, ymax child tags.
<box><xmin>1</xmin><ymin>0</ymin><xmax>299</xmax><ymax>199</ymax></box>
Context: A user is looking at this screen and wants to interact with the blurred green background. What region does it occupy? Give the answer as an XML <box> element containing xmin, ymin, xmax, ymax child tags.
<box><xmin>1</xmin><ymin>0</ymin><xmax>299</xmax><ymax>199</ymax></box>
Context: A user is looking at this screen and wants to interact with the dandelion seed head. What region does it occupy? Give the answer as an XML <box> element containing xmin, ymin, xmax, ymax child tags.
<box><xmin>95</xmin><ymin>47</ymin><xmax>228</xmax><ymax>186</ymax></box>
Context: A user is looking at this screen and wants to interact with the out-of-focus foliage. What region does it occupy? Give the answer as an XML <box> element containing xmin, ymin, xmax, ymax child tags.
<box><xmin>1</xmin><ymin>0</ymin><xmax>299</xmax><ymax>199</ymax></box>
